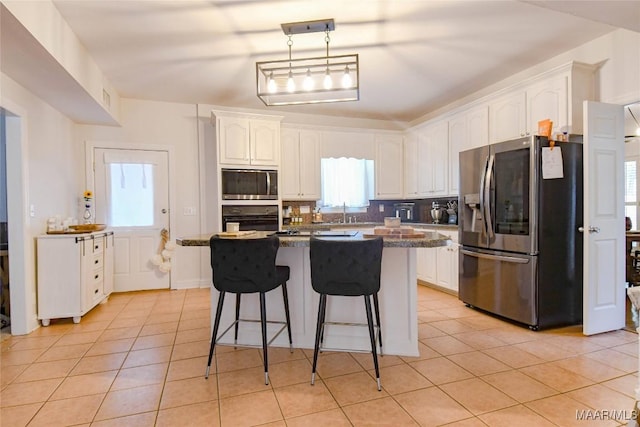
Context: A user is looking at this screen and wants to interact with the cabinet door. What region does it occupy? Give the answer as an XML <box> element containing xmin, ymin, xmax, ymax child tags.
<box><xmin>448</xmin><ymin>115</ymin><xmax>466</xmax><ymax>196</ymax></box>
<box><xmin>404</xmin><ymin>133</ymin><xmax>418</xmax><ymax>198</ymax></box>
<box><xmin>467</xmin><ymin>105</ymin><xmax>489</xmax><ymax>150</ymax></box>
<box><xmin>526</xmin><ymin>74</ymin><xmax>568</xmax><ymax>137</ymax></box>
<box><xmin>436</xmin><ymin>231</ymin><xmax>459</xmax><ymax>292</ymax></box>
<box><xmin>298</xmin><ymin>130</ymin><xmax>321</xmax><ymax>199</ymax></box>
<box><xmin>421</xmin><ymin>121</ymin><xmax>448</xmax><ymax>196</ymax></box>
<box><xmin>250</xmin><ymin>119</ymin><xmax>280</xmax><ymax>166</ymax></box>
<box><xmin>421</xmin><ymin>247</ymin><xmax>437</xmax><ymax>284</ymax></box>
<box><xmin>280</xmin><ymin>129</ymin><xmax>301</xmax><ymax>199</ymax></box>
<box><xmin>489</xmin><ymin>91</ymin><xmax>527</xmax><ymax>143</ymax></box>
<box><xmin>219</xmin><ymin>117</ymin><xmax>251</xmax><ymax>165</ymax></box>
<box><xmin>375</xmin><ymin>134</ymin><xmax>404</xmax><ymax>199</ymax></box>
<box><xmin>103</xmin><ymin>233</ymin><xmax>114</xmax><ymax>296</ymax></box>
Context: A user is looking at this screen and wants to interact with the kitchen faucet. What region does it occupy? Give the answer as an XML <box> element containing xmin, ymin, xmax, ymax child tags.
<box><xmin>343</xmin><ymin>202</ymin><xmax>347</xmax><ymax>224</ymax></box>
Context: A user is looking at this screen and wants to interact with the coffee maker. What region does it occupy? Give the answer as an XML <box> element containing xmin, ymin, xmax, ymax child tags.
<box><xmin>394</xmin><ymin>203</ymin><xmax>415</xmax><ymax>222</ymax></box>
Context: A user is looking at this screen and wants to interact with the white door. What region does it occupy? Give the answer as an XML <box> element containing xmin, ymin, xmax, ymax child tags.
<box><xmin>583</xmin><ymin>101</ymin><xmax>625</xmax><ymax>335</ymax></box>
<box><xmin>94</xmin><ymin>148</ymin><xmax>170</xmax><ymax>292</ymax></box>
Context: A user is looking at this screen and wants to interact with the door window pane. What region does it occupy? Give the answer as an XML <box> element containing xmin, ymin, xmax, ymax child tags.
<box><xmin>493</xmin><ymin>148</ymin><xmax>530</xmax><ymax>235</ymax></box>
<box><xmin>109</xmin><ymin>163</ymin><xmax>154</xmax><ymax>227</ymax></box>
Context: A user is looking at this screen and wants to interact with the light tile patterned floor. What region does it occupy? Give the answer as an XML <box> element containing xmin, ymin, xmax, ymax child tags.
<box><xmin>0</xmin><ymin>285</ymin><xmax>637</xmax><ymax>426</ymax></box>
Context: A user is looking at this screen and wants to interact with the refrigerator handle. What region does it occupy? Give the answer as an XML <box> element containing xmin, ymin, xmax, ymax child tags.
<box><xmin>479</xmin><ymin>156</ymin><xmax>489</xmax><ymax>238</ymax></box>
<box><xmin>461</xmin><ymin>249</ymin><xmax>529</xmax><ymax>264</ymax></box>
<box><xmin>484</xmin><ymin>154</ymin><xmax>495</xmax><ymax>239</ymax></box>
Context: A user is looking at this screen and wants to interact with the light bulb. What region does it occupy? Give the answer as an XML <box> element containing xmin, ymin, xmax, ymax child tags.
<box><xmin>303</xmin><ymin>69</ymin><xmax>314</xmax><ymax>91</ymax></box>
<box><xmin>287</xmin><ymin>70</ymin><xmax>295</xmax><ymax>93</ymax></box>
<box><xmin>323</xmin><ymin>68</ymin><xmax>333</xmax><ymax>90</ymax></box>
<box><xmin>341</xmin><ymin>65</ymin><xmax>352</xmax><ymax>88</ymax></box>
<box><xmin>267</xmin><ymin>72</ymin><xmax>277</xmax><ymax>93</ymax></box>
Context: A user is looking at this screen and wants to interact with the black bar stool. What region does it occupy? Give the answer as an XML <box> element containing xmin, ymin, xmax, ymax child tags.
<box><xmin>309</xmin><ymin>236</ymin><xmax>384</xmax><ymax>391</ymax></box>
<box><xmin>205</xmin><ymin>235</ymin><xmax>292</xmax><ymax>385</ymax></box>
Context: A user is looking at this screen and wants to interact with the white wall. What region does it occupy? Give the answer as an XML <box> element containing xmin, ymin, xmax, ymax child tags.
<box><xmin>74</xmin><ymin>99</ymin><xmax>204</xmax><ymax>289</ymax></box>
<box><xmin>1</xmin><ymin>73</ymin><xmax>79</xmax><ymax>333</ymax></box>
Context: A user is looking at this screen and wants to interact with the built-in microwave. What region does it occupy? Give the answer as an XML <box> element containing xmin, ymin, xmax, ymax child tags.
<box><xmin>221</xmin><ymin>169</ymin><xmax>278</xmax><ymax>200</ymax></box>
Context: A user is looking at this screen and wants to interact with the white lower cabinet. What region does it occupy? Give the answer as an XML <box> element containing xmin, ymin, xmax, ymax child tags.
<box><xmin>417</xmin><ymin>230</ymin><xmax>459</xmax><ymax>293</ymax></box>
<box><xmin>37</xmin><ymin>231</ymin><xmax>114</xmax><ymax>325</ymax></box>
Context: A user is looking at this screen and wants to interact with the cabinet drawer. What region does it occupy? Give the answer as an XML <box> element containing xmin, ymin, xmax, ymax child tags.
<box><xmin>91</xmin><ymin>253</ymin><xmax>103</xmax><ymax>270</ymax></box>
<box><xmin>90</xmin><ymin>279</ymin><xmax>104</xmax><ymax>305</ymax></box>
<box><xmin>92</xmin><ymin>238</ymin><xmax>104</xmax><ymax>254</ymax></box>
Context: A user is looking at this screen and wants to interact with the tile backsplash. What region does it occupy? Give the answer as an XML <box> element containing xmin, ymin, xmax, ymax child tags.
<box><xmin>282</xmin><ymin>197</ymin><xmax>458</xmax><ymax>225</ymax></box>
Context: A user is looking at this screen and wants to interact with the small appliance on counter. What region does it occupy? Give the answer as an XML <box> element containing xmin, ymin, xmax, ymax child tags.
<box><xmin>430</xmin><ymin>202</ymin><xmax>446</xmax><ymax>224</ymax></box>
<box><xmin>394</xmin><ymin>203</ymin><xmax>415</xmax><ymax>222</ymax></box>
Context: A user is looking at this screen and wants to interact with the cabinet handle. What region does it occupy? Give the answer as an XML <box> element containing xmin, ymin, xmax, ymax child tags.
<box><xmin>95</xmin><ymin>274</ymin><xmax>99</xmax><ymax>280</ymax></box>
<box><xmin>95</xmin><ymin>259</ymin><xmax>99</xmax><ymax>265</ymax></box>
<box><xmin>94</xmin><ymin>289</ymin><xmax>99</xmax><ymax>294</ymax></box>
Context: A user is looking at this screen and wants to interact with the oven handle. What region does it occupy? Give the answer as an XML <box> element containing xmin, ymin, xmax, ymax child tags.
<box><xmin>461</xmin><ymin>249</ymin><xmax>529</xmax><ymax>264</ymax></box>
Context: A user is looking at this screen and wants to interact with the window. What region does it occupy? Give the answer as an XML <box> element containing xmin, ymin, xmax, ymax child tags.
<box><xmin>108</xmin><ymin>163</ymin><xmax>155</xmax><ymax>227</ymax></box>
<box><xmin>319</xmin><ymin>157</ymin><xmax>374</xmax><ymax>209</ymax></box>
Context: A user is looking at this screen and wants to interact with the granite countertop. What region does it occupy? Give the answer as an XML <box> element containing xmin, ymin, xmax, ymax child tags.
<box><xmin>284</xmin><ymin>222</ymin><xmax>458</xmax><ymax>232</ymax></box>
<box><xmin>177</xmin><ymin>230</ymin><xmax>451</xmax><ymax>248</ymax></box>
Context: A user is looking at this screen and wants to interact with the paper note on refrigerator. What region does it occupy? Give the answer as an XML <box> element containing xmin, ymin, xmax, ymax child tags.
<box><xmin>542</xmin><ymin>147</ymin><xmax>564</xmax><ymax>179</ymax></box>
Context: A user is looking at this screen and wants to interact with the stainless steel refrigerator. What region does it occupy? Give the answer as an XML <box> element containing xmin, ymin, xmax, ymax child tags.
<box><xmin>458</xmin><ymin>135</ymin><xmax>583</xmax><ymax>330</ymax></box>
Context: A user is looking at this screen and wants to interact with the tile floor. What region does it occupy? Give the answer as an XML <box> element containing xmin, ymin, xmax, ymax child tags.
<box><xmin>0</xmin><ymin>285</ymin><xmax>638</xmax><ymax>426</ymax></box>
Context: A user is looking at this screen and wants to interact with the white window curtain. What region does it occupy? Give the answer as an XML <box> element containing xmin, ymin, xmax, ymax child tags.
<box><xmin>320</xmin><ymin>157</ymin><xmax>373</xmax><ymax>208</ymax></box>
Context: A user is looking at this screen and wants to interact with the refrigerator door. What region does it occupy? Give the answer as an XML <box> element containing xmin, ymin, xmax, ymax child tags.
<box><xmin>459</xmin><ymin>247</ymin><xmax>538</xmax><ymax>327</ymax></box>
<box><xmin>487</xmin><ymin>136</ymin><xmax>538</xmax><ymax>254</ymax></box>
<box><xmin>459</xmin><ymin>145</ymin><xmax>490</xmax><ymax>248</ymax></box>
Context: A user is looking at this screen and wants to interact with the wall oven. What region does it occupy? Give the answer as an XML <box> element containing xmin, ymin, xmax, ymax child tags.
<box><xmin>222</xmin><ymin>205</ymin><xmax>279</xmax><ymax>231</ymax></box>
<box><xmin>221</xmin><ymin>169</ymin><xmax>278</xmax><ymax>200</ymax></box>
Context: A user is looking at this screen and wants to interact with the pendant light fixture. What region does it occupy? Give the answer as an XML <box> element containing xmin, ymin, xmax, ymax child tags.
<box><xmin>256</xmin><ymin>19</ymin><xmax>359</xmax><ymax>106</ymax></box>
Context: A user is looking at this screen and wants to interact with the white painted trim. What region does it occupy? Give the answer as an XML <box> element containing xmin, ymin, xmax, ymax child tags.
<box><xmin>1</xmin><ymin>98</ymin><xmax>38</xmax><ymax>334</ymax></box>
<box><xmin>84</xmin><ymin>140</ymin><xmax>177</xmax><ymax>288</ymax></box>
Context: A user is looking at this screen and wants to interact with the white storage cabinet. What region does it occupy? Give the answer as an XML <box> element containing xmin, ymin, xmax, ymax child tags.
<box><xmin>280</xmin><ymin>127</ymin><xmax>321</xmax><ymax>200</ymax></box>
<box><xmin>37</xmin><ymin>231</ymin><xmax>114</xmax><ymax>325</ymax></box>
<box><xmin>417</xmin><ymin>229</ymin><xmax>459</xmax><ymax>293</ymax></box>
<box><xmin>213</xmin><ymin>111</ymin><xmax>282</xmax><ymax>166</ymax></box>
<box><xmin>374</xmin><ymin>134</ymin><xmax>404</xmax><ymax>199</ymax></box>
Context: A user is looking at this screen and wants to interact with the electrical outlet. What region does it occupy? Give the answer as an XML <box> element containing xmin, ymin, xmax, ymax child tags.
<box><xmin>379</xmin><ymin>204</ymin><xmax>385</xmax><ymax>213</ymax></box>
<box><xmin>183</xmin><ymin>207</ymin><xmax>196</xmax><ymax>216</ymax></box>
<box><xmin>30</xmin><ymin>204</ymin><xmax>36</xmax><ymax>217</ymax></box>
<box><xmin>300</xmin><ymin>206</ymin><xmax>310</xmax><ymax>214</ymax></box>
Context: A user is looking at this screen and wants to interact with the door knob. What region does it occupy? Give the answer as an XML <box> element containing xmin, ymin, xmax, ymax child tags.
<box><xmin>578</xmin><ymin>226</ymin><xmax>600</xmax><ymax>233</ymax></box>
<box><xmin>161</xmin><ymin>208</ymin><xmax>167</xmax><ymax>214</ymax></box>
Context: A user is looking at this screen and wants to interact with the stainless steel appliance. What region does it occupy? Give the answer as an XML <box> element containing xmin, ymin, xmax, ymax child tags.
<box><xmin>458</xmin><ymin>135</ymin><xmax>583</xmax><ymax>330</ymax></box>
<box><xmin>221</xmin><ymin>169</ymin><xmax>278</xmax><ymax>200</ymax></box>
<box><xmin>394</xmin><ymin>203</ymin><xmax>415</xmax><ymax>222</ymax></box>
<box><xmin>222</xmin><ymin>205</ymin><xmax>279</xmax><ymax>231</ymax></box>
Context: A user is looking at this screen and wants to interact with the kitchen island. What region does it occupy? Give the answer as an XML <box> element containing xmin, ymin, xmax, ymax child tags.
<box><xmin>177</xmin><ymin>230</ymin><xmax>450</xmax><ymax>356</ymax></box>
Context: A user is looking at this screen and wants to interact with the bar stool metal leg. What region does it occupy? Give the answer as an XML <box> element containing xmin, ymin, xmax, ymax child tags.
<box><xmin>234</xmin><ymin>294</ymin><xmax>241</xmax><ymax>346</ymax></box>
<box><xmin>372</xmin><ymin>293</ymin><xmax>383</xmax><ymax>355</ymax></box>
<box><xmin>206</xmin><ymin>291</ymin><xmax>226</xmax><ymax>379</ymax></box>
<box><xmin>311</xmin><ymin>294</ymin><xmax>327</xmax><ymax>385</ymax></box>
<box><xmin>364</xmin><ymin>295</ymin><xmax>382</xmax><ymax>391</ymax></box>
<box><xmin>259</xmin><ymin>292</ymin><xmax>269</xmax><ymax>385</ymax></box>
<box><xmin>281</xmin><ymin>283</ymin><xmax>293</xmax><ymax>352</ymax></box>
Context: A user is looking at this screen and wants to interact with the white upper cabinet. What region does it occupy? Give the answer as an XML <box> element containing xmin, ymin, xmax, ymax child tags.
<box><xmin>281</xmin><ymin>128</ymin><xmax>321</xmax><ymax>200</ymax></box>
<box><xmin>375</xmin><ymin>134</ymin><xmax>404</xmax><ymax>199</ymax></box>
<box><xmin>449</xmin><ymin>105</ymin><xmax>489</xmax><ymax>195</ymax></box>
<box><xmin>214</xmin><ymin>111</ymin><xmax>282</xmax><ymax>166</ymax></box>
<box><xmin>489</xmin><ymin>62</ymin><xmax>595</xmax><ymax>144</ymax></box>
<box><xmin>418</xmin><ymin>120</ymin><xmax>448</xmax><ymax>197</ymax></box>
<box><xmin>489</xmin><ymin>91</ymin><xmax>527</xmax><ymax>143</ymax></box>
<box><xmin>403</xmin><ymin>132</ymin><xmax>418</xmax><ymax>198</ymax></box>
<box><xmin>250</xmin><ymin>119</ymin><xmax>281</xmax><ymax>165</ymax></box>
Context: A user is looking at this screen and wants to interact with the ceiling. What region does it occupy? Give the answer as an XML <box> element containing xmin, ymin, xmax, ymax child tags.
<box><xmin>7</xmin><ymin>1</ymin><xmax>640</xmax><ymax>124</ymax></box>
